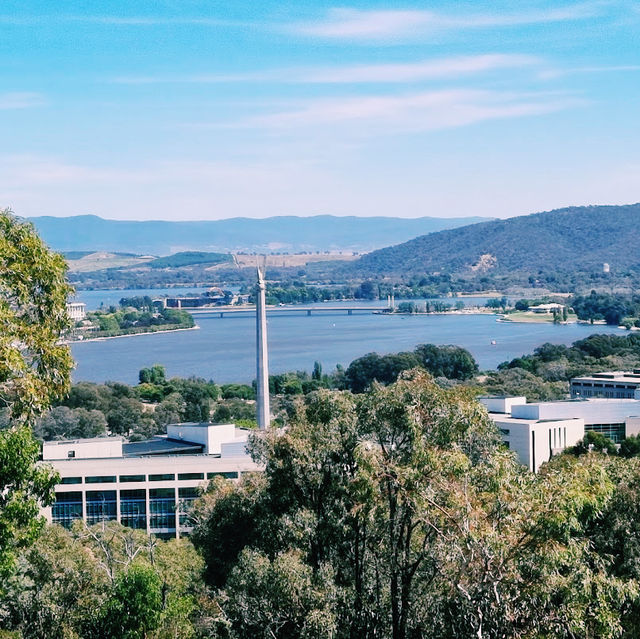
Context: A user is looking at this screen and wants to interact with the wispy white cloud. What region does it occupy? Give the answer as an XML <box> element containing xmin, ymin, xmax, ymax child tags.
<box><xmin>292</xmin><ymin>3</ymin><xmax>605</xmax><ymax>40</ymax></box>
<box><xmin>0</xmin><ymin>92</ymin><xmax>45</xmax><ymax>109</ymax></box>
<box><xmin>539</xmin><ymin>64</ymin><xmax>640</xmax><ymax>79</ymax></box>
<box><xmin>306</xmin><ymin>54</ymin><xmax>540</xmax><ymax>83</ymax></box>
<box><xmin>246</xmin><ymin>89</ymin><xmax>585</xmax><ymax>134</ymax></box>
<box><xmin>113</xmin><ymin>53</ymin><xmax>540</xmax><ymax>85</ymax></box>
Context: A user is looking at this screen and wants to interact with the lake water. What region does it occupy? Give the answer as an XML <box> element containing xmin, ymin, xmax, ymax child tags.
<box><xmin>70</xmin><ymin>298</ymin><xmax>624</xmax><ymax>384</ymax></box>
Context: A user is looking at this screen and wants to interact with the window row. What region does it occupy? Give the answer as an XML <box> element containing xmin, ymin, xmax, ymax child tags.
<box><xmin>60</xmin><ymin>470</ymin><xmax>239</xmax><ymax>485</ymax></box>
<box><xmin>51</xmin><ymin>486</ymin><xmax>205</xmax><ymax>531</ymax></box>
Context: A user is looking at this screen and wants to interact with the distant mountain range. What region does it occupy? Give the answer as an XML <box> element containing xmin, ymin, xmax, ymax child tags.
<box><xmin>22</xmin><ymin>214</ymin><xmax>492</xmax><ymax>255</ymax></box>
<box><xmin>340</xmin><ymin>204</ymin><xmax>640</xmax><ymax>281</ymax></box>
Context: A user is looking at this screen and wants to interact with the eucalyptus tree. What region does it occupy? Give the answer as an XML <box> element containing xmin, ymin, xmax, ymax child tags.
<box><xmin>0</xmin><ymin>210</ymin><xmax>72</xmax><ymax>583</ymax></box>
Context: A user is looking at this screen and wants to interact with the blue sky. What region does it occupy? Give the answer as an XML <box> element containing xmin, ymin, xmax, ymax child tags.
<box><xmin>1</xmin><ymin>0</ymin><xmax>639</xmax><ymax>220</ymax></box>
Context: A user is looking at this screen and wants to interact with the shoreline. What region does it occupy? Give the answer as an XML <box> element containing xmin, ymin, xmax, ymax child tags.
<box><xmin>64</xmin><ymin>325</ymin><xmax>200</xmax><ymax>345</ymax></box>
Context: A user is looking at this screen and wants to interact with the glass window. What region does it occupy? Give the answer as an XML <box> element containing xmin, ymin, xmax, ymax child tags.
<box><xmin>85</xmin><ymin>475</ymin><xmax>117</xmax><ymax>484</ymax></box>
<box><xmin>207</xmin><ymin>471</ymin><xmax>238</xmax><ymax>480</ymax></box>
<box><xmin>149</xmin><ymin>473</ymin><xmax>175</xmax><ymax>482</ymax></box>
<box><xmin>85</xmin><ymin>490</ymin><xmax>117</xmax><ymax>525</ymax></box>
<box><xmin>120</xmin><ymin>489</ymin><xmax>146</xmax><ymax>530</ymax></box>
<box><xmin>52</xmin><ymin>491</ymin><xmax>83</xmax><ymax>528</ymax></box>
<box><xmin>178</xmin><ymin>472</ymin><xmax>204</xmax><ymax>481</ymax></box>
<box><xmin>60</xmin><ymin>476</ymin><xmax>82</xmax><ymax>485</ymax></box>
<box><xmin>149</xmin><ymin>488</ymin><xmax>176</xmax><ymax>530</ymax></box>
<box><xmin>119</xmin><ymin>474</ymin><xmax>145</xmax><ymax>483</ymax></box>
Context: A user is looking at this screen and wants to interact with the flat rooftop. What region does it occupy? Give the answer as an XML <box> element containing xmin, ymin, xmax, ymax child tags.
<box><xmin>572</xmin><ymin>371</ymin><xmax>640</xmax><ymax>383</ymax></box>
<box><xmin>123</xmin><ymin>438</ymin><xmax>205</xmax><ymax>457</ymax></box>
<box><xmin>489</xmin><ymin>414</ymin><xmax>583</xmax><ymax>425</ymax></box>
<box><xmin>44</xmin><ymin>436</ymin><xmax>123</xmax><ymax>445</ymax></box>
<box><xmin>525</xmin><ymin>398</ymin><xmax>640</xmax><ymax>406</ymax></box>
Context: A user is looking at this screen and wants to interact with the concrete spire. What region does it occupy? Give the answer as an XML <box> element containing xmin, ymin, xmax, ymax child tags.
<box><xmin>256</xmin><ymin>263</ymin><xmax>271</xmax><ymax>430</ymax></box>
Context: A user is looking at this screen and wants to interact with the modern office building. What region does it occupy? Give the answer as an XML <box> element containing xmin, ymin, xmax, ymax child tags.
<box><xmin>570</xmin><ymin>371</ymin><xmax>640</xmax><ymax>399</ymax></box>
<box><xmin>480</xmin><ymin>396</ymin><xmax>584</xmax><ymax>472</ymax></box>
<box><xmin>42</xmin><ymin>422</ymin><xmax>260</xmax><ymax>538</ymax></box>
<box><xmin>480</xmin><ymin>395</ymin><xmax>640</xmax><ymax>472</ymax></box>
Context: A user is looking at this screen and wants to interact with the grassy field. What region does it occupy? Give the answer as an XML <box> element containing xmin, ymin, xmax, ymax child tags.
<box><xmin>66</xmin><ymin>252</ymin><xmax>155</xmax><ymax>272</ymax></box>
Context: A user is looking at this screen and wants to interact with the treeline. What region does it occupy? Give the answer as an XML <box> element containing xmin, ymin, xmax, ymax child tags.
<box><xmin>186</xmin><ymin>374</ymin><xmax>640</xmax><ymax>639</ymax></box>
<box><xmin>0</xmin><ymin>521</ymin><xmax>211</xmax><ymax>639</ymax></box>
<box><xmin>12</xmin><ymin>375</ymin><xmax>640</xmax><ymax>637</ymax></box>
<box><xmin>84</xmin><ymin>305</ymin><xmax>194</xmax><ymax>337</ymax></box>
<box><xmin>27</xmin><ymin>368</ymin><xmax>257</xmax><ymax>442</ymax></box>
<box><xmin>246</xmin><ymin>277</ymin><xmax>496</xmax><ymax>306</ymax></box>
<box><xmin>34</xmin><ymin>333</ymin><xmax>640</xmax><ymax>444</ymax></box>
<box><xmin>572</xmin><ymin>291</ymin><xmax>640</xmax><ymax>326</ymax></box>
<box><xmin>27</xmin><ymin>344</ymin><xmax>480</xmax><ymax>441</ymax></box>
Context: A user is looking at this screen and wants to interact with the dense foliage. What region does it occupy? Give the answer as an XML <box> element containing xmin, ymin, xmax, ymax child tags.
<box><xmin>145</xmin><ymin>251</ymin><xmax>232</xmax><ymax>269</ymax></box>
<box><xmin>189</xmin><ymin>373</ymin><xmax>640</xmax><ymax>639</ymax></box>
<box><xmin>0</xmin><ymin>211</ymin><xmax>71</xmax><ymax>587</ymax></box>
<box><xmin>0</xmin><ymin>522</ymin><xmax>207</xmax><ymax>639</ymax></box>
<box><xmin>572</xmin><ymin>291</ymin><xmax>640</xmax><ymax>326</ymax></box>
<box><xmin>82</xmin><ymin>305</ymin><xmax>194</xmax><ymax>338</ymax></box>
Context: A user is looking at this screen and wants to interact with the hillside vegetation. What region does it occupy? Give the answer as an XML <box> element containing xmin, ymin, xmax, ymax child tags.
<box><xmin>145</xmin><ymin>251</ymin><xmax>232</xmax><ymax>269</ymax></box>
<box><xmin>341</xmin><ymin>204</ymin><xmax>640</xmax><ymax>290</ymax></box>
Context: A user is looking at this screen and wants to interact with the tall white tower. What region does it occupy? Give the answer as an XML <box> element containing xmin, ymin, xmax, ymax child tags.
<box><xmin>256</xmin><ymin>265</ymin><xmax>271</xmax><ymax>430</ymax></box>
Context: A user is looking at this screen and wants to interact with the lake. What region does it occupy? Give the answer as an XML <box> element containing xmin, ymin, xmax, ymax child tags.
<box><xmin>70</xmin><ymin>299</ymin><xmax>624</xmax><ymax>384</ymax></box>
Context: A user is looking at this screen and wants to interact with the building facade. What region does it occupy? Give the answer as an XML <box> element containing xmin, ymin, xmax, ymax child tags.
<box><xmin>42</xmin><ymin>423</ymin><xmax>260</xmax><ymax>538</ymax></box>
<box><xmin>570</xmin><ymin>371</ymin><xmax>640</xmax><ymax>399</ymax></box>
<box><xmin>480</xmin><ymin>395</ymin><xmax>640</xmax><ymax>472</ymax></box>
<box><xmin>66</xmin><ymin>301</ymin><xmax>86</xmax><ymax>322</ymax></box>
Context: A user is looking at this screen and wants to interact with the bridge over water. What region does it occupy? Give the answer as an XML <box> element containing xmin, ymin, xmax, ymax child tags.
<box><xmin>188</xmin><ymin>305</ymin><xmax>390</xmax><ymax>318</ymax></box>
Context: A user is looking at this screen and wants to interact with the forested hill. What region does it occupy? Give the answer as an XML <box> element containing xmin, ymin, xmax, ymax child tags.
<box><xmin>23</xmin><ymin>213</ymin><xmax>490</xmax><ymax>255</ymax></box>
<box><xmin>341</xmin><ymin>204</ymin><xmax>640</xmax><ymax>284</ymax></box>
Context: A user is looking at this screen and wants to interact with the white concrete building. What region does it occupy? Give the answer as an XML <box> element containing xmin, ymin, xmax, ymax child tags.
<box><xmin>571</xmin><ymin>370</ymin><xmax>640</xmax><ymax>399</ymax></box>
<box><xmin>480</xmin><ymin>395</ymin><xmax>640</xmax><ymax>472</ymax></box>
<box><xmin>42</xmin><ymin>422</ymin><xmax>260</xmax><ymax>538</ymax></box>
<box><xmin>66</xmin><ymin>301</ymin><xmax>86</xmax><ymax>322</ymax></box>
<box><xmin>531</xmin><ymin>303</ymin><xmax>564</xmax><ymax>314</ymax></box>
<box><xmin>480</xmin><ymin>396</ymin><xmax>584</xmax><ymax>472</ymax></box>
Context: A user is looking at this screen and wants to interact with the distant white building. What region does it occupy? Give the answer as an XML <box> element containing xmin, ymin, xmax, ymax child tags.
<box><xmin>480</xmin><ymin>395</ymin><xmax>640</xmax><ymax>472</ymax></box>
<box><xmin>41</xmin><ymin>422</ymin><xmax>260</xmax><ymax>538</ymax></box>
<box><xmin>571</xmin><ymin>370</ymin><xmax>640</xmax><ymax>399</ymax></box>
<box><xmin>66</xmin><ymin>301</ymin><xmax>86</xmax><ymax>321</ymax></box>
<box><xmin>531</xmin><ymin>303</ymin><xmax>564</xmax><ymax>314</ymax></box>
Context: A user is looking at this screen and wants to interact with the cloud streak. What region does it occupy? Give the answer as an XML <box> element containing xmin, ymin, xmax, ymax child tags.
<box><xmin>0</xmin><ymin>92</ymin><xmax>45</xmax><ymax>109</ymax></box>
<box><xmin>113</xmin><ymin>53</ymin><xmax>540</xmax><ymax>85</ymax></box>
<box><xmin>292</xmin><ymin>3</ymin><xmax>605</xmax><ymax>40</ymax></box>
<box><xmin>246</xmin><ymin>89</ymin><xmax>585</xmax><ymax>134</ymax></box>
<box><xmin>539</xmin><ymin>64</ymin><xmax>640</xmax><ymax>79</ymax></box>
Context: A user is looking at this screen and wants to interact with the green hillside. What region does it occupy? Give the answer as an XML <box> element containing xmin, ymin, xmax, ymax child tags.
<box><xmin>342</xmin><ymin>204</ymin><xmax>640</xmax><ymax>288</ymax></box>
<box><xmin>145</xmin><ymin>251</ymin><xmax>232</xmax><ymax>269</ymax></box>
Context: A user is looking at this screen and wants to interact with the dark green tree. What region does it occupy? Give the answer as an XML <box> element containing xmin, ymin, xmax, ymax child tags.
<box><xmin>87</xmin><ymin>564</ymin><xmax>162</xmax><ymax>639</ymax></box>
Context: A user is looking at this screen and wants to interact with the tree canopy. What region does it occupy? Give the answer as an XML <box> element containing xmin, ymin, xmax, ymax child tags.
<box><xmin>190</xmin><ymin>372</ymin><xmax>637</xmax><ymax>639</ymax></box>
<box><xmin>0</xmin><ymin>210</ymin><xmax>72</xmax><ymax>585</ymax></box>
